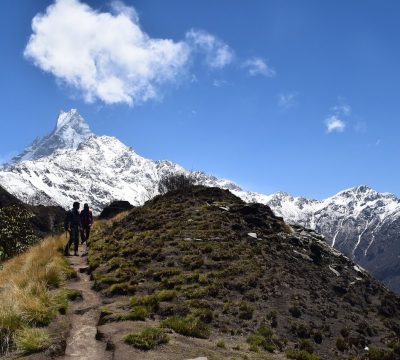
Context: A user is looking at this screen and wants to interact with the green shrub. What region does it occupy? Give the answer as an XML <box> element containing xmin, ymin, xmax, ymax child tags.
<box><xmin>246</xmin><ymin>328</ymin><xmax>277</xmax><ymax>353</ymax></box>
<box><xmin>192</xmin><ymin>308</ymin><xmax>213</xmax><ymax>323</ymax></box>
<box><xmin>155</xmin><ymin>290</ymin><xmax>176</xmax><ymax>302</ymax></box>
<box><xmin>161</xmin><ymin>315</ymin><xmax>210</xmax><ymax>338</ymax></box>
<box><xmin>0</xmin><ymin>205</ymin><xmax>38</xmax><ymax>260</ymax></box>
<box><xmin>216</xmin><ymin>339</ymin><xmax>226</xmax><ymax>348</ymax></box>
<box><xmin>158</xmin><ymin>173</ymin><xmax>196</xmax><ymax>195</ymax></box>
<box><xmin>131</xmin><ymin>294</ymin><xmax>159</xmax><ymax>309</ymax></box>
<box><xmin>107</xmin><ymin>282</ymin><xmax>136</xmax><ymax>296</ymax></box>
<box><xmin>247</xmin><ymin>335</ymin><xmax>265</xmax><ymax>352</ymax></box>
<box><xmin>124</xmin><ymin>327</ymin><xmax>169</xmax><ymax>350</ymax></box>
<box><xmin>257</xmin><ymin>325</ymin><xmax>273</xmax><ymax>338</ymax></box>
<box><xmin>130</xmin><ymin>306</ymin><xmax>152</xmax><ymax>321</ymax></box>
<box><xmin>54</xmin><ymin>288</ymin><xmax>82</xmax><ymax>313</ymax></box>
<box><xmin>15</xmin><ymin>327</ymin><xmax>49</xmax><ymax>354</ymax></box>
<box><xmin>299</xmin><ymin>339</ymin><xmax>314</xmax><ymax>353</ymax></box>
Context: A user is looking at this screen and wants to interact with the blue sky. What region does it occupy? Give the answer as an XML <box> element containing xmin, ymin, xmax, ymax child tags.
<box><xmin>1</xmin><ymin>0</ymin><xmax>400</xmax><ymax>199</ymax></box>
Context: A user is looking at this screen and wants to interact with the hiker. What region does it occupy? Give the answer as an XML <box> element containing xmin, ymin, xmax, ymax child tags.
<box><xmin>64</xmin><ymin>201</ymin><xmax>82</xmax><ymax>256</ymax></box>
<box><xmin>80</xmin><ymin>203</ymin><xmax>93</xmax><ymax>244</ymax></box>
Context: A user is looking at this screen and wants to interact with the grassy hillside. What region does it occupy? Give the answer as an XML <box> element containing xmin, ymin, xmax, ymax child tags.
<box><xmin>88</xmin><ymin>186</ymin><xmax>400</xmax><ymax>360</ymax></box>
<box><xmin>0</xmin><ymin>235</ymin><xmax>79</xmax><ymax>356</ymax></box>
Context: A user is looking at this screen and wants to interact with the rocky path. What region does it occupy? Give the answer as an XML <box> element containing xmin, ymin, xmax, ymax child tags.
<box><xmin>59</xmin><ymin>248</ymin><xmax>112</xmax><ymax>360</ymax></box>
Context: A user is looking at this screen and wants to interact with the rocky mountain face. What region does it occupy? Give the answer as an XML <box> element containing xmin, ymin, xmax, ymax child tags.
<box><xmin>0</xmin><ymin>110</ymin><xmax>399</xmax><ymax>293</ymax></box>
<box><xmin>0</xmin><ymin>110</ymin><xmax>235</xmax><ymax>213</ymax></box>
<box><xmin>88</xmin><ymin>186</ymin><xmax>400</xmax><ymax>360</ymax></box>
<box><xmin>256</xmin><ymin>188</ymin><xmax>400</xmax><ymax>294</ymax></box>
<box><xmin>8</xmin><ymin>109</ymin><xmax>93</xmax><ymax>165</ymax></box>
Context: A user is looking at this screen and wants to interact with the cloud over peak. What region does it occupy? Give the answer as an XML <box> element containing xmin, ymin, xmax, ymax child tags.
<box><xmin>186</xmin><ymin>29</ymin><xmax>234</xmax><ymax>69</ymax></box>
<box><xmin>325</xmin><ymin>100</ymin><xmax>351</xmax><ymax>134</ymax></box>
<box><xmin>326</xmin><ymin>115</ymin><xmax>346</xmax><ymax>133</ymax></box>
<box><xmin>24</xmin><ymin>0</ymin><xmax>235</xmax><ymax>106</ymax></box>
<box><xmin>242</xmin><ymin>57</ymin><xmax>276</xmax><ymax>77</ymax></box>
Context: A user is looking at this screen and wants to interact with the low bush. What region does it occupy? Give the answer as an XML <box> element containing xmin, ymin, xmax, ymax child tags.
<box><xmin>15</xmin><ymin>327</ymin><xmax>49</xmax><ymax>354</ymax></box>
<box><xmin>0</xmin><ymin>205</ymin><xmax>38</xmax><ymax>260</ymax></box>
<box><xmin>129</xmin><ymin>306</ymin><xmax>152</xmax><ymax>321</ymax></box>
<box><xmin>246</xmin><ymin>325</ymin><xmax>277</xmax><ymax>353</ymax></box>
<box><xmin>247</xmin><ymin>335</ymin><xmax>266</xmax><ymax>352</ymax></box>
<box><xmin>124</xmin><ymin>327</ymin><xmax>169</xmax><ymax>350</ymax></box>
<box><xmin>161</xmin><ymin>315</ymin><xmax>210</xmax><ymax>338</ymax></box>
<box><xmin>216</xmin><ymin>339</ymin><xmax>226</xmax><ymax>348</ymax></box>
<box><xmin>158</xmin><ymin>173</ymin><xmax>196</xmax><ymax>195</ymax></box>
<box><xmin>299</xmin><ymin>339</ymin><xmax>314</xmax><ymax>353</ymax></box>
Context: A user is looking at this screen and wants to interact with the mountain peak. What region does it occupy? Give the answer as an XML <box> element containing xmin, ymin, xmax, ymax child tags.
<box><xmin>8</xmin><ymin>109</ymin><xmax>94</xmax><ymax>165</ymax></box>
<box><xmin>56</xmin><ymin>109</ymin><xmax>81</xmax><ymax>129</ymax></box>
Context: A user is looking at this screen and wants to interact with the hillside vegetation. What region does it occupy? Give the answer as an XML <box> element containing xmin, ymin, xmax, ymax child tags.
<box><xmin>0</xmin><ymin>235</ymin><xmax>79</xmax><ymax>356</ymax></box>
<box><xmin>88</xmin><ymin>186</ymin><xmax>400</xmax><ymax>360</ymax></box>
<box><xmin>0</xmin><ymin>186</ymin><xmax>65</xmax><ymax>260</ymax></box>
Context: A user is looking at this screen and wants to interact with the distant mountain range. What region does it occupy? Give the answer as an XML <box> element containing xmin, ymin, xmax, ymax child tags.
<box><xmin>0</xmin><ymin>109</ymin><xmax>399</xmax><ymax>293</ymax></box>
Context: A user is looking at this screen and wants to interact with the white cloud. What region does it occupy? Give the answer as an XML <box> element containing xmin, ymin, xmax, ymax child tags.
<box><xmin>278</xmin><ymin>92</ymin><xmax>297</xmax><ymax>109</ymax></box>
<box><xmin>25</xmin><ymin>0</ymin><xmax>269</xmax><ymax>105</ymax></box>
<box><xmin>331</xmin><ymin>103</ymin><xmax>351</xmax><ymax>116</ymax></box>
<box><xmin>24</xmin><ymin>0</ymin><xmax>190</xmax><ymax>105</ymax></box>
<box><xmin>325</xmin><ymin>115</ymin><xmax>346</xmax><ymax>133</ymax></box>
<box><xmin>242</xmin><ymin>57</ymin><xmax>276</xmax><ymax>77</ymax></box>
<box><xmin>185</xmin><ymin>29</ymin><xmax>234</xmax><ymax>69</ymax></box>
<box><xmin>212</xmin><ymin>79</ymin><xmax>229</xmax><ymax>88</ymax></box>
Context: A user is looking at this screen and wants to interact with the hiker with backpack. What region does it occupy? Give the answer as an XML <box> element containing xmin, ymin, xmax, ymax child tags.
<box><xmin>64</xmin><ymin>201</ymin><xmax>82</xmax><ymax>256</ymax></box>
<box><xmin>80</xmin><ymin>203</ymin><xmax>93</xmax><ymax>244</ymax></box>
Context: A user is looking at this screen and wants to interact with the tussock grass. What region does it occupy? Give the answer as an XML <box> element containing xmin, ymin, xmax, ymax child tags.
<box><xmin>160</xmin><ymin>315</ymin><xmax>210</xmax><ymax>339</ymax></box>
<box><xmin>0</xmin><ymin>235</ymin><xmax>76</xmax><ymax>354</ymax></box>
<box><xmin>15</xmin><ymin>327</ymin><xmax>50</xmax><ymax>353</ymax></box>
<box><xmin>124</xmin><ymin>327</ymin><xmax>169</xmax><ymax>350</ymax></box>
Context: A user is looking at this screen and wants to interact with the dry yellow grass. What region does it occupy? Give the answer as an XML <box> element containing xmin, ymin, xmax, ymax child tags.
<box><xmin>0</xmin><ymin>235</ymin><xmax>76</xmax><ymax>354</ymax></box>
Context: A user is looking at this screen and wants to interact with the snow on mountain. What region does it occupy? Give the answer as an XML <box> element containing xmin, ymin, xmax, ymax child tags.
<box><xmin>239</xmin><ymin>186</ymin><xmax>400</xmax><ymax>293</ymax></box>
<box><xmin>0</xmin><ymin>110</ymin><xmax>399</xmax><ymax>293</ymax></box>
<box><xmin>0</xmin><ymin>135</ymin><xmax>185</xmax><ymax>212</ymax></box>
<box><xmin>7</xmin><ymin>109</ymin><xmax>93</xmax><ymax>165</ymax></box>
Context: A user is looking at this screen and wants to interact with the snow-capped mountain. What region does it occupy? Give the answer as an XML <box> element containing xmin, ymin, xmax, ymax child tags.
<box><xmin>8</xmin><ymin>109</ymin><xmax>93</xmax><ymax>165</ymax></box>
<box><xmin>255</xmin><ymin>188</ymin><xmax>400</xmax><ymax>293</ymax></box>
<box><xmin>1</xmin><ymin>110</ymin><xmax>240</xmax><ymax>211</ymax></box>
<box><xmin>0</xmin><ymin>110</ymin><xmax>399</xmax><ymax>293</ymax></box>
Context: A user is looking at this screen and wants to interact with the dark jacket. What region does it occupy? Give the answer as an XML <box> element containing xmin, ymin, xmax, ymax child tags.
<box><xmin>64</xmin><ymin>209</ymin><xmax>82</xmax><ymax>230</ymax></box>
<box><xmin>80</xmin><ymin>208</ymin><xmax>93</xmax><ymax>227</ymax></box>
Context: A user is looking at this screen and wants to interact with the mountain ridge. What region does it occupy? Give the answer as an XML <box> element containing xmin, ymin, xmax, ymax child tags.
<box><xmin>0</xmin><ymin>109</ymin><xmax>399</xmax><ymax>293</ymax></box>
<box><xmin>7</xmin><ymin>109</ymin><xmax>93</xmax><ymax>165</ymax></box>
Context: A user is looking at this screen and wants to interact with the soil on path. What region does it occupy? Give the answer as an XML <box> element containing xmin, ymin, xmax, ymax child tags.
<box><xmin>59</xmin><ymin>247</ymin><xmax>112</xmax><ymax>360</ymax></box>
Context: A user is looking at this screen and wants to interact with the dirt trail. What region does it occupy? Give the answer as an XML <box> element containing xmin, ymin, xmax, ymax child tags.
<box><xmin>59</xmin><ymin>247</ymin><xmax>112</xmax><ymax>360</ymax></box>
